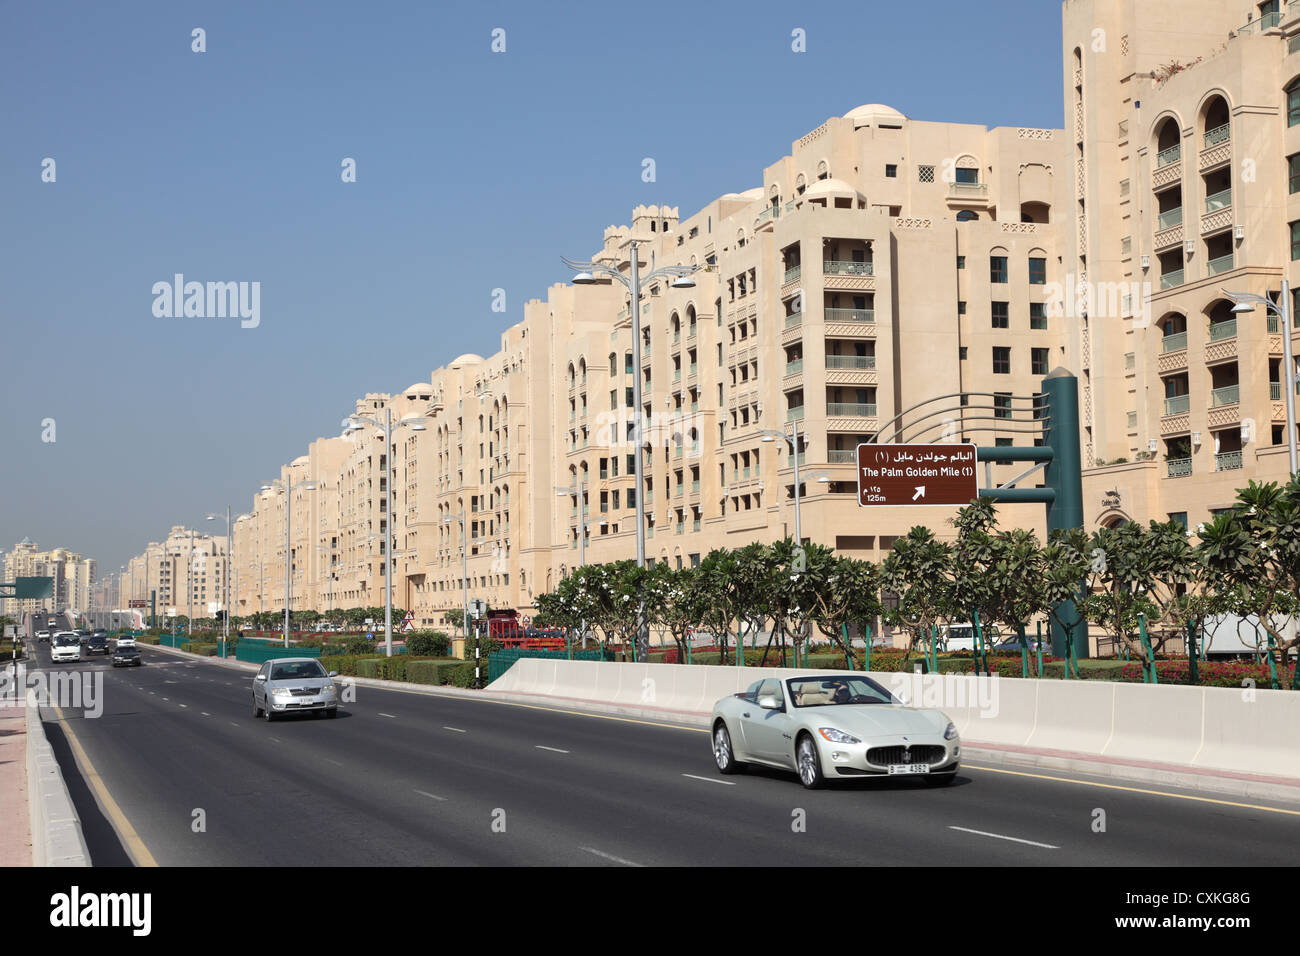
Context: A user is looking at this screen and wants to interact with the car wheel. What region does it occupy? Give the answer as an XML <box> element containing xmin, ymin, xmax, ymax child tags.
<box><xmin>926</xmin><ymin>771</ymin><xmax>958</xmax><ymax>787</ymax></box>
<box><xmin>263</xmin><ymin>700</ymin><xmax>275</xmax><ymax>722</ymax></box>
<box><xmin>796</xmin><ymin>734</ymin><xmax>825</xmax><ymax>790</ymax></box>
<box><xmin>713</xmin><ymin>722</ymin><xmax>744</xmax><ymax>774</ymax></box>
<box><xmin>252</xmin><ymin>697</ymin><xmax>262</xmax><ymax>718</ymax></box>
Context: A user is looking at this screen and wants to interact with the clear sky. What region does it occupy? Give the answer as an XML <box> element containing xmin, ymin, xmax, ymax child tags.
<box><xmin>0</xmin><ymin>0</ymin><xmax>1065</xmax><ymax>573</ymax></box>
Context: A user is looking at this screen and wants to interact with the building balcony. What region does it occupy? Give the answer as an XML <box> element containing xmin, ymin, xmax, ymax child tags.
<box><xmin>828</xmin><ymin>449</ymin><xmax>858</xmax><ymax>463</ymax></box>
<box><xmin>1160</xmin><ymin>269</ymin><xmax>1185</xmax><ymax>290</ymax></box>
<box><xmin>785</xmin><ymin>359</ymin><xmax>804</xmax><ymax>376</ymax></box>
<box><xmin>823</xmin><ymin>259</ymin><xmax>874</xmax><ymax>276</ymax></box>
<box><xmin>1167</xmin><ymin>457</ymin><xmax>1193</xmax><ymax>478</ymax></box>
<box><xmin>1207</xmin><ymin>253</ymin><xmax>1234</xmax><ymax>276</ymax></box>
<box><xmin>784</xmin><ymin>265</ymin><xmax>802</xmax><ymax>284</ymax></box>
<box><xmin>824</xmin><ymin>308</ymin><xmax>874</xmax><ymax>323</ymax></box>
<box><xmin>787</xmin><ymin>407</ymin><xmax>805</xmax><ymax>422</ymax></box>
<box><xmin>1205</xmin><ymin>188</ymin><xmax>1232</xmax><ymax>214</ymax></box>
<box><xmin>1161</xmin><ymin>331</ymin><xmax>1188</xmax><ymax>353</ymax></box>
<box><xmin>1203</xmin><ymin>123</ymin><xmax>1230</xmax><ymax>148</ymax></box>
<box><xmin>826</xmin><ymin>354</ymin><xmax>876</xmax><ymax>370</ymax></box>
<box><xmin>784</xmin><ymin>312</ymin><xmax>803</xmax><ymax>330</ymax></box>
<box><xmin>1156</xmin><ymin>144</ymin><xmax>1182</xmax><ymax>168</ymax></box>
<box><xmin>827</xmin><ymin>402</ymin><xmax>877</xmax><ymax>418</ymax></box>
<box><xmin>1272</xmin><ymin>381</ymin><xmax>1283</xmax><ymax>400</ymax></box>
<box><xmin>1208</xmin><ymin>319</ymin><xmax>1237</xmax><ymax>342</ymax></box>
<box><xmin>1215</xmin><ymin>450</ymin><xmax>1244</xmax><ymax>472</ymax></box>
<box><xmin>1210</xmin><ymin>384</ymin><xmax>1240</xmax><ymax>407</ymax></box>
<box><xmin>947</xmin><ymin>182</ymin><xmax>989</xmax><ymax>202</ymax></box>
<box><xmin>1156</xmin><ymin>207</ymin><xmax>1183</xmax><ymax>231</ymax></box>
<box><xmin>1164</xmin><ymin>394</ymin><xmax>1191</xmax><ymax>416</ymax></box>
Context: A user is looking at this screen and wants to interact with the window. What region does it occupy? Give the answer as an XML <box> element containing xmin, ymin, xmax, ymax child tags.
<box><xmin>1291</xmin><ymin>153</ymin><xmax>1300</xmax><ymax>194</ymax></box>
<box><xmin>956</xmin><ymin>255</ymin><xmax>966</xmax><ymax>270</ymax></box>
<box><xmin>956</xmin><ymin>210</ymin><xmax>979</xmax><ymax>222</ymax></box>
<box><xmin>1031</xmin><ymin>347</ymin><xmax>1050</xmax><ymax>375</ymax></box>
<box><xmin>990</xmin><ymin>256</ymin><xmax>1008</xmax><ymax>283</ymax></box>
<box><xmin>1029</xmin><ymin>257</ymin><xmax>1047</xmax><ymax>285</ymax></box>
<box><xmin>959</xmin><ymin>346</ymin><xmax>968</xmax><ymax>361</ymax></box>
<box><xmin>624</xmin><ymin>352</ymin><xmax>633</xmax><ymax>374</ymax></box>
<box><xmin>918</xmin><ymin>165</ymin><xmax>935</xmax><ymax>183</ymax></box>
<box><xmin>995</xmin><ymin>437</ymin><xmax>1013</xmax><ymax>447</ymax></box>
<box><xmin>994</xmin><ymin>393</ymin><xmax>1012</xmax><ymax>418</ymax></box>
<box><xmin>1168</xmin><ymin>512</ymin><xmax>1188</xmax><ymax>530</ymax></box>
<box><xmin>993</xmin><ymin>347</ymin><xmax>1011</xmax><ymax>374</ymax></box>
<box><xmin>885</xmin><ymin>164</ymin><xmax>897</xmax><ymax>178</ymax></box>
<box><xmin>1293</xmin><ymin>221</ymin><xmax>1300</xmax><ymax>261</ymax></box>
<box><xmin>992</xmin><ymin>302</ymin><xmax>1009</xmax><ymax>328</ymax></box>
<box><xmin>1030</xmin><ymin>303</ymin><xmax>1048</xmax><ymax>330</ymax></box>
<box><xmin>958</xmin><ymin>300</ymin><xmax>966</xmax><ymax>315</ymax></box>
<box><xmin>955</xmin><ymin>167</ymin><xmax>979</xmax><ymax>184</ymax></box>
<box><xmin>1289</xmin><ymin>80</ymin><xmax>1300</xmax><ymax>127</ymax></box>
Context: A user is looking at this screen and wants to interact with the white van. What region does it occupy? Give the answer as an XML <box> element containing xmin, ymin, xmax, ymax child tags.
<box><xmin>51</xmin><ymin>632</ymin><xmax>81</xmax><ymax>663</ymax></box>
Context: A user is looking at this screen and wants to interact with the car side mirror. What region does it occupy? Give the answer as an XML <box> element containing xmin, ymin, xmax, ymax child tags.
<box><xmin>255</xmin><ymin>674</ymin><xmax>267</xmax><ymax>682</ymax></box>
<box><xmin>757</xmin><ymin>695</ymin><xmax>781</xmax><ymax>710</ymax></box>
<box><xmin>328</xmin><ymin>671</ymin><xmax>338</xmax><ymax>678</ymax></box>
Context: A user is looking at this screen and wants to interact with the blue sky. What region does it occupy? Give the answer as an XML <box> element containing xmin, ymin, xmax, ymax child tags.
<box><xmin>0</xmin><ymin>0</ymin><xmax>1065</xmax><ymax>572</ymax></box>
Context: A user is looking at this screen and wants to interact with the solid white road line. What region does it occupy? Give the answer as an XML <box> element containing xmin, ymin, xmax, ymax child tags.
<box><xmin>536</xmin><ymin>745</ymin><xmax>570</xmax><ymax>754</ymax></box>
<box><xmin>947</xmin><ymin>826</ymin><xmax>1059</xmax><ymax>849</ymax></box>
<box><xmin>579</xmin><ymin>846</ymin><xmax>642</xmax><ymax>867</ymax></box>
<box><xmin>414</xmin><ymin>789</ymin><xmax>447</xmax><ymax>802</ymax></box>
<box><xmin>681</xmin><ymin>773</ymin><xmax>735</xmax><ymax>786</ymax></box>
<box><xmin>443</xmin><ymin>726</ymin><xmax>467</xmax><ymax>733</ymax></box>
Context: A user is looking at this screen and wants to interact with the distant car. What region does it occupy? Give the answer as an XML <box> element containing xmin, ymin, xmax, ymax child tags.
<box><xmin>710</xmin><ymin>674</ymin><xmax>960</xmax><ymax>789</ymax></box>
<box><xmin>87</xmin><ymin>635</ymin><xmax>109</xmax><ymax>656</ymax></box>
<box><xmin>990</xmin><ymin>637</ymin><xmax>1051</xmax><ymax>653</ymax></box>
<box><xmin>112</xmin><ymin>646</ymin><xmax>142</xmax><ymax>667</ymax></box>
<box><xmin>36</xmin><ymin>630</ymin><xmax>50</xmax><ymax>643</ymax></box>
<box><xmin>252</xmin><ymin>657</ymin><xmax>340</xmax><ymax>721</ymax></box>
<box><xmin>75</xmin><ymin>629</ymin><xmax>91</xmax><ymax>645</ymax></box>
<box><xmin>115</xmin><ymin>634</ymin><xmax>137</xmax><ymax>649</ymax></box>
<box><xmin>51</xmin><ymin>632</ymin><xmax>81</xmax><ymax>663</ymax></box>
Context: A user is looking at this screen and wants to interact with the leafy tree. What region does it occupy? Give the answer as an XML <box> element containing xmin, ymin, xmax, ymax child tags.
<box><xmin>767</xmin><ymin>538</ymin><xmax>833</xmax><ymax>666</ymax></box>
<box><xmin>643</xmin><ymin>564</ymin><xmax>708</xmax><ymax>662</ymax></box>
<box><xmin>881</xmin><ymin>526</ymin><xmax>955</xmax><ymax>667</ymax></box>
<box><xmin>696</xmin><ymin>549</ymin><xmax>741</xmax><ymax>664</ymax></box>
<box><xmin>731</xmin><ymin>543</ymin><xmax>776</xmax><ymax>664</ymax></box>
<box><xmin>809</xmin><ymin>556</ymin><xmax>883</xmax><ymax>668</ymax></box>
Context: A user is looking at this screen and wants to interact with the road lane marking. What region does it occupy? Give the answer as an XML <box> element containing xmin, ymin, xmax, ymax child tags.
<box><xmin>443</xmin><ymin>726</ymin><xmax>467</xmax><ymax>733</ymax></box>
<box><xmin>378</xmin><ymin>712</ymin><xmax>398</xmax><ymax>719</ymax></box>
<box><xmin>681</xmin><ymin>773</ymin><xmax>735</xmax><ymax>786</ymax></box>
<box><xmin>579</xmin><ymin>846</ymin><xmax>642</xmax><ymax>867</ymax></box>
<box><xmin>964</xmin><ymin>763</ymin><xmax>1300</xmax><ymax>818</ymax></box>
<box><xmin>414</xmin><ymin>789</ymin><xmax>446</xmax><ymax>802</ymax></box>
<box><xmin>178</xmin><ymin>704</ymin><xmax>187</xmax><ymax>708</ymax></box>
<box><xmin>51</xmin><ymin>704</ymin><xmax>158</xmax><ymax>867</ymax></box>
<box><xmin>201</xmin><ymin>712</ymin><xmax>211</xmax><ymax>717</ymax></box>
<box><xmin>325</xmin><ymin>758</ymin><xmax>343</xmax><ymax>766</ymax></box>
<box><xmin>948</xmin><ymin>826</ymin><xmax>1059</xmax><ymax>849</ymax></box>
<box><xmin>536</xmin><ymin>745</ymin><xmax>569</xmax><ymax>754</ymax></box>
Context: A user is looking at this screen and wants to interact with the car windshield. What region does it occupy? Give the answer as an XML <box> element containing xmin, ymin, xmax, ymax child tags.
<box><xmin>789</xmin><ymin>675</ymin><xmax>895</xmax><ymax>707</ymax></box>
<box><xmin>54</xmin><ymin>636</ymin><xmax>77</xmax><ymax>646</ymax></box>
<box><xmin>269</xmin><ymin>660</ymin><xmax>328</xmax><ymax>681</ymax></box>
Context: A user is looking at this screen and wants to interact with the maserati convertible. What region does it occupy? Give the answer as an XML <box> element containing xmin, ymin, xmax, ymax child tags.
<box><xmin>710</xmin><ymin>674</ymin><xmax>960</xmax><ymax>789</ymax></box>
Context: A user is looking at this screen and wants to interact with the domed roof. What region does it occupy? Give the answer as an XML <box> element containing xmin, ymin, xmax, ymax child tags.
<box><xmin>844</xmin><ymin>103</ymin><xmax>907</xmax><ymax>128</ymax></box>
<box><xmin>803</xmin><ymin>177</ymin><xmax>866</xmax><ymax>201</ymax></box>
<box><xmin>403</xmin><ymin>382</ymin><xmax>430</xmax><ymax>396</ymax></box>
<box><xmin>721</xmin><ymin>187</ymin><xmax>764</xmax><ymax>201</ymax></box>
<box><xmin>448</xmin><ymin>353</ymin><xmax>483</xmax><ymax>368</ymax></box>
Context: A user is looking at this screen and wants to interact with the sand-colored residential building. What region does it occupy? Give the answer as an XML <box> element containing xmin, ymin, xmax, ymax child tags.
<box><xmin>122</xmin><ymin>526</ymin><xmax>228</xmax><ymax>619</ymax></box>
<box><xmin>2</xmin><ymin>539</ymin><xmax>97</xmax><ymax>616</ymax></box>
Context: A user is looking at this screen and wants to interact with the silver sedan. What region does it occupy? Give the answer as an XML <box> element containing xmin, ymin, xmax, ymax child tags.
<box><xmin>252</xmin><ymin>657</ymin><xmax>340</xmax><ymax>721</ymax></box>
<box><xmin>710</xmin><ymin>674</ymin><xmax>960</xmax><ymax>789</ymax></box>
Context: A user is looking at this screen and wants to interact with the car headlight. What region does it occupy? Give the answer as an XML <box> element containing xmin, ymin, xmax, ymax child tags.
<box><xmin>944</xmin><ymin>722</ymin><xmax>959</xmax><ymax>740</ymax></box>
<box><xmin>817</xmin><ymin>727</ymin><xmax>861</xmax><ymax>745</ymax></box>
<box><xmin>320</xmin><ymin>684</ymin><xmax>336</xmax><ymax>697</ymax></box>
<box><xmin>273</xmin><ymin>689</ymin><xmax>295</xmax><ymax>698</ymax></box>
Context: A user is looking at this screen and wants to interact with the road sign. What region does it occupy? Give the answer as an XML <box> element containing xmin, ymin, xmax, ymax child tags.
<box><xmin>128</xmin><ymin>599</ymin><xmax>147</xmax><ymax>609</ymax></box>
<box><xmin>856</xmin><ymin>443</ymin><xmax>978</xmax><ymax>507</ymax></box>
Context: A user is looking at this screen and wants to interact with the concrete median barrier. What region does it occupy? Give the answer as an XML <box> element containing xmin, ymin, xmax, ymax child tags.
<box><xmin>1102</xmin><ymin>682</ymin><xmax>1206</xmax><ymax>766</ymax></box>
<box><xmin>25</xmin><ymin>704</ymin><xmax>89</xmax><ymax>867</ymax></box>
<box><xmin>1024</xmin><ymin>680</ymin><xmax>1116</xmax><ymax>756</ymax></box>
<box><xmin>1194</xmin><ymin>685</ymin><xmax>1300</xmax><ymax>778</ymax></box>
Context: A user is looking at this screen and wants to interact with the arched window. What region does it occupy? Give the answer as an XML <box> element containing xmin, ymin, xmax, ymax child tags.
<box><xmin>1289</xmin><ymin>78</ymin><xmax>1300</xmax><ymax>127</ymax></box>
<box><xmin>956</xmin><ymin>210</ymin><xmax>979</xmax><ymax>222</ymax></box>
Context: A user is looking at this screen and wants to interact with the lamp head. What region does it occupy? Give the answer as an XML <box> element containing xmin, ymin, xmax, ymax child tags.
<box><xmin>1230</xmin><ymin>301</ymin><xmax>1255</xmax><ymax>314</ymax></box>
<box><xmin>670</xmin><ymin>275</ymin><xmax>696</xmax><ymax>289</ymax></box>
<box><xmin>571</xmin><ymin>272</ymin><xmax>597</xmax><ymax>285</ymax></box>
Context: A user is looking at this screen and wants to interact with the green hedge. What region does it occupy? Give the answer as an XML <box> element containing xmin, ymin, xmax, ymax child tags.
<box><xmin>181</xmin><ymin>642</ymin><xmax>219</xmax><ymax>657</ymax></box>
<box><xmin>407</xmin><ymin>659</ymin><xmax>473</xmax><ymax>686</ymax></box>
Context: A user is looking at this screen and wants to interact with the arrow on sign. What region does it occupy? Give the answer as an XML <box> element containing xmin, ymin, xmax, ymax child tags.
<box><xmin>912</xmin><ymin>486</ymin><xmax>926</xmax><ymax>501</ymax></box>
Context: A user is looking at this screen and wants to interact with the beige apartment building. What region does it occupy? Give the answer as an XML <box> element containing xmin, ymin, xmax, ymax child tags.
<box><xmin>214</xmin><ymin>1</ymin><xmax>1300</xmax><ymax>632</ymax></box>
<box><xmin>1067</xmin><ymin>0</ymin><xmax>1300</xmax><ymax>529</ymax></box>
<box><xmin>122</xmin><ymin>526</ymin><xmax>228</xmax><ymax>619</ymax></box>
<box><xmin>2</xmin><ymin>539</ymin><xmax>97</xmax><ymax>616</ymax></box>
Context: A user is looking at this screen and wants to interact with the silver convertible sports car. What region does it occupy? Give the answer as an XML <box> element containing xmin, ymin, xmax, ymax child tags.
<box><xmin>711</xmin><ymin>674</ymin><xmax>960</xmax><ymax>789</ymax></box>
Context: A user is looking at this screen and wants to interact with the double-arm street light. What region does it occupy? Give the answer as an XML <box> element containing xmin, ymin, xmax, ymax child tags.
<box><xmin>759</xmin><ymin>421</ymin><xmax>808</xmax><ymax>545</ymax></box>
<box><xmin>1223</xmin><ymin>284</ymin><xmax>1296</xmax><ymax>474</ymax></box>
<box><xmin>564</xmin><ymin>242</ymin><xmax>699</xmax><ymax>657</ymax></box>
<box><xmin>260</xmin><ymin>478</ymin><xmax>317</xmax><ymax>647</ymax></box>
<box><xmin>344</xmin><ymin>406</ymin><xmax>427</xmax><ymax>657</ymax></box>
<box><xmin>443</xmin><ymin>509</ymin><xmax>472</xmax><ymax>672</ymax></box>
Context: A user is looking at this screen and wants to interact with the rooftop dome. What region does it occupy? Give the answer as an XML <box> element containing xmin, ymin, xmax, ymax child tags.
<box><xmin>448</xmin><ymin>353</ymin><xmax>483</xmax><ymax>368</ymax></box>
<box><xmin>803</xmin><ymin>177</ymin><xmax>867</xmax><ymax>202</ymax></box>
<box><xmin>844</xmin><ymin>103</ymin><xmax>907</xmax><ymax>129</ymax></box>
<box><xmin>721</xmin><ymin>187</ymin><xmax>764</xmax><ymax>201</ymax></box>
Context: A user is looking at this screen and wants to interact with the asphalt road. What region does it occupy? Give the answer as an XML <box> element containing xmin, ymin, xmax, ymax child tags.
<box><xmin>28</xmin><ymin>641</ymin><xmax>1300</xmax><ymax>866</ymax></box>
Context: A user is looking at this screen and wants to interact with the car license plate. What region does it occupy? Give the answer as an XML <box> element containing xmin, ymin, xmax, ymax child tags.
<box><xmin>887</xmin><ymin>763</ymin><xmax>930</xmax><ymax>775</ymax></box>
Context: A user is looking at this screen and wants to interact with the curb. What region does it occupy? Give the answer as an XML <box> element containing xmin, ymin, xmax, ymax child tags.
<box><xmin>25</xmin><ymin>703</ymin><xmax>90</xmax><ymax>867</ymax></box>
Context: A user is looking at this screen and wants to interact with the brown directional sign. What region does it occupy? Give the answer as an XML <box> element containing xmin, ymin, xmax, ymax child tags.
<box><xmin>856</xmin><ymin>443</ymin><xmax>979</xmax><ymax>507</ymax></box>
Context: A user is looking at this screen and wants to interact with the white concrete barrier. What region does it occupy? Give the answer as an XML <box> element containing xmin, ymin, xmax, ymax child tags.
<box><xmin>485</xmin><ymin>657</ymin><xmax>1300</xmax><ymax>783</ymax></box>
<box><xmin>25</xmin><ymin>704</ymin><xmax>90</xmax><ymax>867</ymax></box>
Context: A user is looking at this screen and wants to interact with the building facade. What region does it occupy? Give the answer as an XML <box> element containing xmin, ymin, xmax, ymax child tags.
<box><xmin>122</xmin><ymin>526</ymin><xmax>228</xmax><ymax>620</ymax></box>
<box><xmin>2</xmin><ymin>538</ymin><xmax>96</xmax><ymax>616</ymax></box>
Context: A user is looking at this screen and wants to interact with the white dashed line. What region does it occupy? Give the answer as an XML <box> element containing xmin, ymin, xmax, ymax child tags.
<box><xmin>178</xmin><ymin>704</ymin><xmax>187</xmax><ymax>708</ymax></box>
<box><xmin>201</xmin><ymin>712</ymin><xmax>211</xmax><ymax>717</ymax></box>
<box><xmin>325</xmin><ymin>758</ymin><xmax>343</xmax><ymax>767</ymax></box>
<box><xmin>579</xmin><ymin>846</ymin><xmax>642</xmax><ymax>867</ymax></box>
<box><xmin>414</xmin><ymin>789</ymin><xmax>446</xmax><ymax>802</ymax></box>
<box><xmin>947</xmin><ymin>826</ymin><xmax>1059</xmax><ymax>849</ymax></box>
<box><xmin>378</xmin><ymin>712</ymin><xmax>398</xmax><ymax>719</ymax></box>
<box><xmin>535</xmin><ymin>745</ymin><xmax>570</xmax><ymax>754</ymax></box>
<box><xmin>681</xmin><ymin>773</ymin><xmax>735</xmax><ymax>786</ymax></box>
<box><xmin>442</xmin><ymin>726</ymin><xmax>467</xmax><ymax>733</ymax></box>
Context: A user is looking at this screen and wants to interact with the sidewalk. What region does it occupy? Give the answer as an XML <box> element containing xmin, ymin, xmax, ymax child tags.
<box><xmin>0</xmin><ymin>685</ymin><xmax>33</xmax><ymax>865</ymax></box>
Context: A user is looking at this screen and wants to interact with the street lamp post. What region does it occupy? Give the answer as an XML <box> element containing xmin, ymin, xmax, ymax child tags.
<box><xmin>564</xmin><ymin>244</ymin><xmax>699</xmax><ymax>658</ymax></box>
<box><xmin>261</xmin><ymin>478</ymin><xmax>317</xmax><ymax>647</ymax></box>
<box><xmin>1225</xmin><ymin>283</ymin><xmax>1296</xmax><ymax>474</ymax></box>
<box><xmin>344</xmin><ymin>406</ymin><xmax>427</xmax><ymax>657</ymax></box>
<box><xmin>760</xmin><ymin>419</ymin><xmax>805</xmax><ymax>546</ymax></box>
<box><xmin>443</xmin><ymin>509</ymin><xmax>473</xmax><ymax>681</ymax></box>
<box><xmin>205</xmin><ymin>507</ymin><xmax>231</xmax><ymax>656</ymax></box>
